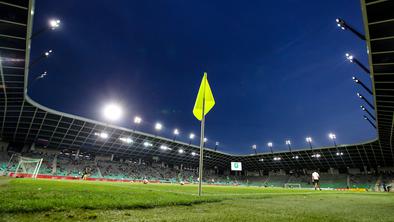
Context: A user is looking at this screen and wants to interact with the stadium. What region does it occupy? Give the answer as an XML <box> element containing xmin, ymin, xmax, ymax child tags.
<box><xmin>0</xmin><ymin>0</ymin><xmax>394</xmax><ymax>221</ymax></box>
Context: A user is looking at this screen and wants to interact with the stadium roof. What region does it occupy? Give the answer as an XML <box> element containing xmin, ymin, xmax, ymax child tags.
<box><xmin>0</xmin><ymin>0</ymin><xmax>393</xmax><ymax>171</ymax></box>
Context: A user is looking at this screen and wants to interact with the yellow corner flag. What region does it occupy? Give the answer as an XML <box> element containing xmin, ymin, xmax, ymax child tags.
<box><xmin>193</xmin><ymin>72</ymin><xmax>215</xmax><ymax>121</ymax></box>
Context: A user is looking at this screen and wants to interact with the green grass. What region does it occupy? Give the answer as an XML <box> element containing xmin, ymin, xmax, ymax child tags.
<box><xmin>0</xmin><ymin>177</ymin><xmax>393</xmax><ymax>221</ymax></box>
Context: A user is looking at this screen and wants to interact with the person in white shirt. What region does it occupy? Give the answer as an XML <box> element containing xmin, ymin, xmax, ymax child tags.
<box><xmin>312</xmin><ymin>171</ymin><xmax>321</xmax><ymax>190</ymax></box>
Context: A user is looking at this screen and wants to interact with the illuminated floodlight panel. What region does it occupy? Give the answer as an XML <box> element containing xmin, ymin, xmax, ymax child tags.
<box><xmin>103</xmin><ymin>103</ymin><xmax>123</xmax><ymax>121</ymax></box>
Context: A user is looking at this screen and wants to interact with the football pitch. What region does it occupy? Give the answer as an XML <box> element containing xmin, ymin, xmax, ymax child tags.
<box><xmin>0</xmin><ymin>177</ymin><xmax>393</xmax><ymax>222</ymax></box>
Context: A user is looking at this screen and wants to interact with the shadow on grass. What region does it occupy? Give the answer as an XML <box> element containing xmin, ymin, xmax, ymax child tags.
<box><xmin>0</xmin><ymin>198</ymin><xmax>223</xmax><ymax>214</ymax></box>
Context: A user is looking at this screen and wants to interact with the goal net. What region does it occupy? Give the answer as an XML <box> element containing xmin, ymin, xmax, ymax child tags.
<box><xmin>284</xmin><ymin>183</ymin><xmax>301</xmax><ymax>189</ymax></box>
<box><xmin>14</xmin><ymin>156</ymin><xmax>43</xmax><ymax>179</ymax></box>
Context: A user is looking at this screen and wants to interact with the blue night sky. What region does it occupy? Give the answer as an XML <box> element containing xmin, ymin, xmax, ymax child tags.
<box><xmin>28</xmin><ymin>0</ymin><xmax>376</xmax><ymax>154</ymax></box>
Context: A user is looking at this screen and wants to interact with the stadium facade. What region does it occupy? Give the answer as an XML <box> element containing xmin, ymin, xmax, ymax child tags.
<box><xmin>0</xmin><ymin>0</ymin><xmax>393</xmax><ymax>174</ymax></box>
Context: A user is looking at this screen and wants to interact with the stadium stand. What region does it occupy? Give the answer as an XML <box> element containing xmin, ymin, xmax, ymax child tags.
<box><xmin>2</xmin><ymin>149</ymin><xmax>393</xmax><ymax>191</ymax></box>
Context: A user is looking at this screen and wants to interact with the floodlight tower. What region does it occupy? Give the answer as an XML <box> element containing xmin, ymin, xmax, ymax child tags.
<box><xmin>335</xmin><ymin>18</ymin><xmax>366</xmax><ymax>40</ymax></box>
<box><xmin>214</xmin><ymin>142</ymin><xmax>219</xmax><ymax>151</ymax></box>
<box><xmin>189</xmin><ymin>133</ymin><xmax>195</xmax><ymax>145</ymax></box>
<box><xmin>363</xmin><ymin>115</ymin><xmax>376</xmax><ymax>129</ymax></box>
<box><xmin>345</xmin><ymin>53</ymin><xmax>370</xmax><ymax>74</ymax></box>
<box><xmin>133</xmin><ymin>116</ymin><xmax>142</xmax><ymax>131</ymax></box>
<box><xmin>252</xmin><ymin>144</ymin><xmax>257</xmax><ymax>154</ymax></box>
<box><xmin>357</xmin><ymin>93</ymin><xmax>375</xmax><ymax>110</ymax></box>
<box><xmin>173</xmin><ymin>128</ymin><xmax>180</xmax><ymax>141</ymax></box>
<box><xmin>328</xmin><ymin>133</ymin><xmax>337</xmax><ymax>147</ymax></box>
<box><xmin>267</xmin><ymin>142</ymin><xmax>273</xmax><ymax>154</ymax></box>
<box><xmin>35</xmin><ymin>71</ymin><xmax>47</xmax><ymax>80</ymax></box>
<box><xmin>30</xmin><ymin>71</ymin><xmax>48</xmax><ymax>87</ymax></box>
<box><xmin>30</xmin><ymin>49</ymin><xmax>53</xmax><ymax>67</ymax></box>
<box><xmin>360</xmin><ymin>105</ymin><xmax>376</xmax><ymax>121</ymax></box>
<box><xmin>352</xmin><ymin>77</ymin><xmax>373</xmax><ymax>95</ymax></box>
<box><xmin>31</xmin><ymin>19</ymin><xmax>61</xmax><ymax>39</ymax></box>
<box><xmin>154</xmin><ymin>122</ymin><xmax>163</xmax><ymax>136</ymax></box>
<box><xmin>285</xmin><ymin>140</ymin><xmax>292</xmax><ymax>152</ymax></box>
<box><xmin>306</xmin><ymin>137</ymin><xmax>313</xmax><ymax>150</ymax></box>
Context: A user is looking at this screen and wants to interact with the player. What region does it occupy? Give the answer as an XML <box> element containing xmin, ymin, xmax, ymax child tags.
<box><xmin>81</xmin><ymin>167</ymin><xmax>91</xmax><ymax>180</ymax></box>
<box><xmin>312</xmin><ymin>171</ymin><xmax>321</xmax><ymax>190</ymax></box>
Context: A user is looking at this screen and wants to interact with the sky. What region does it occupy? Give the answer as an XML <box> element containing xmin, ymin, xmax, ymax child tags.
<box><xmin>28</xmin><ymin>0</ymin><xmax>376</xmax><ymax>154</ymax></box>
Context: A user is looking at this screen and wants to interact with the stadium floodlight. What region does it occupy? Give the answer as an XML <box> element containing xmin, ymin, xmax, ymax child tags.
<box><xmin>335</xmin><ymin>18</ymin><xmax>366</xmax><ymax>40</ymax></box>
<box><xmin>143</xmin><ymin>141</ymin><xmax>153</xmax><ymax>147</ymax></box>
<box><xmin>345</xmin><ymin>53</ymin><xmax>370</xmax><ymax>74</ymax></box>
<box><xmin>134</xmin><ymin>116</ymin><xmax>142</xmax><ymax>124</ymax></box>
<box><xmin>155</xmin><ymin>122</ymin><xmax>163</xmax><ymax>131</ymax></box>
<box><xmin>119</xmin><ymin>137</ymin><xmax>133</xmax><ymax>144</ymax></box>
<box><xmin>352</xmin><ymin>77</ymin><xmax>373</xmax><ymax>95</ymax></box>
<box><xmin>204</xmin><ymin>138</ymin><xmax>208</xmax><ymax>143</ymax></box>
<box><xmin>49</xmin><ymin>19</ymin><xmax>61</xmax><ymax>30</ymax></box>
<box><xmin>360</xmin><ymin>105</ymin><xmax>376</xmax><ymax>121</ymax></box>
<box><xmin>285</xmin><ymin>140</ymin><xmax>292</xmax><ymax>152</ymax></box>
<box><xmin>32</xmin><ymin>71</ymin><xmax>48</xmax><ymax>85</ymax></box>
<box><xmin>345</xmin><ymin>53</ymin><xmax>354</xmax><ymax>62</ymax></box>
<box><xmin>259</xmin><ymin>158</ymin><xmax>264</xmax><ymax>162</ymax></box>
<box><xmin>173</xmin><ymin>128</ymin><xmax>180</xmax><ymax>141</ymax></box>
<box><xmin>336</xmin><ymin>152</ymin><xmax>344</xmax><ymax>156</ymax></box>
<box><xmin>30</xmin><ymin>49</ymin><xmax>53</xmax><ymax>67</ymax></box>
<box><xmin>267</xmin><ymin>142</ymin><xmax>273</xmax><ymax>153</ymax></box>
<box><xmin>31</xmin><ymin>71</ymin><xmax>48</xmax><ymax>87</ymax></box>
<box><xmin>95</xmin><ymin>132</ymin><xmax>108</xmax><ymax>139</ymax></box>
<box><xmin>191</xmin><ymin>152</ymin><xmax>197</xmax><ymax>156</ymax></box>
<box><xmin>102</xmin><ymin>103</ymin><xmax>123</xmax><ymax>121</ymax></box>
<box><xmin>292</xmin><ymin>155</ymin><xmax>299</xmax><ymax>159</ymax></box>
<box><xmin>31</xmin><ymin>18</ymin><xmax>61</xmax><ymax>39</ymax></box>
<box><xmin>178</xmin><ymin>149</ymin><xmax>184</xmax><ymax>154</ymax></box>
<box><xmin>252</xmin><ymin>144</ymin><xmax>257</xmax><ymax>154</ymax></box>
<box><xmin>356</xmin><ymin>92</ymin><xmax>375</xmax><ymax>110</ymax></box>
<box><xmin>328</xmin><ymin>133</ymin><xmax>336</xmax><ymax>143</ymax></box>
<box><xmin>273</xmin><ymin>157</ymin><xmax>281</xmax><ymax>161</ymax></box>
<box><xmin>160</xmin><ymin>145</ymin><xmax>169</xmax><ymax>150</ymax></box>
<box><xmin>214</xmin><ymin>142</ymin><xmax>219</xmax><ymax>151</ymax></box>
<box><xmin>311</xmin><ymin>153</ymin><xmax>321</xmax><ymax>158</ymax></box>
<box><xmin>189</xmin><ymin>133</ymin><xmax>195</xmax><ymax>145</ymax></box>
<box><xmin>306</xmin><ymin>137</ymin><xmax>313</xmax><ymax>150</ymax></box>
<box><xmin>328</xmin><ymin>133</ymin><xmax>337</xmax><ymax>147</ymax></box>
<box><xmin>336</xmin><ymin>18</ymin><xmax>346</xmax><ymax>30</ymax></box>
<box><xmin>36</xmin><ymin>71</ymin><xmax>47</xmax><ymax>80</ymax></box>
<box><xmin>363</xmin><ymin>115</ymin><xmax>377</xmax><ymax>129</ymax></box>
<box><xmin>44</xmin><ymin>49</ymin><xmax>53</xmax><ymax>57</ymax></box>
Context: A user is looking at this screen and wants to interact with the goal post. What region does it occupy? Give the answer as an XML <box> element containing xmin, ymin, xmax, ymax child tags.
<box><xmin>284</xmin><ymin>183</ymin><xmax>302</xmax><ymax>189</ymax></box>
<box><xmin>14</xmin><ymin>156</ymin><xmax>43</xmax><ymax>179</ymax></box>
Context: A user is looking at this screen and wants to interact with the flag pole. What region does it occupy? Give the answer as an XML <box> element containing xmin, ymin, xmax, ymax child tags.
<box><xmin>198</xmin><ymin>85</ymin><xmax>205</xmax><ymax>196</ymax></box>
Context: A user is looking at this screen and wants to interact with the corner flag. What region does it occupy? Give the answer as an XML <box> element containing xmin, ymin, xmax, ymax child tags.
<box><xmin>193</xmin><ymin>72</ymin><xmax>215</xmax><ymax>197</ymax></box>
<box><xmin>193</xmin><ymin>72</ymin><xmax>215</xmax><ymax>120</ymax></box>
